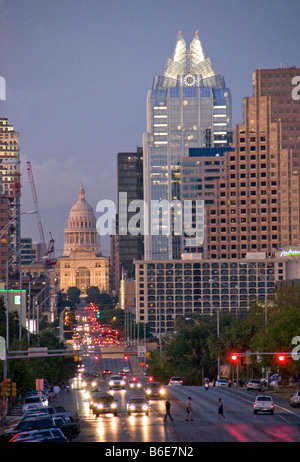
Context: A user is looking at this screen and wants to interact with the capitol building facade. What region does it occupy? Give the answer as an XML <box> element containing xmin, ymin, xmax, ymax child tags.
<box><xmin>56</xmin><ymin>184</ymin><xmax>109</xmax><ymax>295</ymax></box>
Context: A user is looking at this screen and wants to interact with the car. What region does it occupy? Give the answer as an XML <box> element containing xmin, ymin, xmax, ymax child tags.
<box><xmin>128</xmin><ymin>378</ymin><xmax>142</xmax><ymax>390</ymax></box>
<box><xmin>168</xmin><ymin>376</ymin><xmax>183</xmax><ymax>386</ymax></box>
<box><xmin>290</xmin><ymin>390</ymin><xmax>300</xmax><ymax>407</ymax></box>
<box><xmin>145</xmin><ymin>382</ymin><xmax>166</xmax><ymax>399</ymax></box>
<box><xmin>9</xmin><ymin>428</ymin><xmax>68</xmax><ymax>442</ymax></box>
<box><xmin>247</xmin><ymin>379</ymin><xmax>263</xmax><ymax>391</ymax></box>
<box><xmin>123</xmin><ymin>367</ymin><xmax>130</xmax><ymax>373</ymax></box>
<box><xmin>109</xmin><ymin>375</ymin><xmax>126</xmax><ymax>390</ymax></box>
<box><xmin>215</xmin><ymin>379</ymin><xmax>229</xmax><ymax>387</ymax></box>
<box><xmin>22</xmin><ymin>396</ymin><xmax>48</xmax><ymax>413</ymax></box>
<box><xmin>89</xmin><ymin>389</ymin><xmax>104</xmax><ymax>409</ymax></box>
<box><xmin>253</xmin><ymin>395</ymin><xmax>275</xmax><ymax>414</ymax></box>
<box><xmin>93</xmin><ymin>394</ymin><xmax>118</xmax><ymax>416</ymax></box>
<box><xmin>81</xmin><ymin>377</ymin><xmax>99</xmax><ymax>389</ymax></box>
<box><xmin>103</xmin><ymin>369</ymin><xmax>111</xmax><ymax>376</ymax></box>
<box><xmin>118</xmin><ymin>371</ymin><xmax>127</xmax><ymax>377</ymax></box>
<box><xmin>127</xmin><ymin>396</ymin><xmax>149</xmax><ymax>415</ymax></box>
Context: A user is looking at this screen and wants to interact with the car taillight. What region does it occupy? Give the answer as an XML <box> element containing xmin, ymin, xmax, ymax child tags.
<box><xmin>253</xmin><ymin>404</ymin><xmax>256</xmax><ymax>408</ymax></box>
<box><xmin>271</xmin><ymin>404</ymin><xmax>274</xmax><ymax>408</ymax></box>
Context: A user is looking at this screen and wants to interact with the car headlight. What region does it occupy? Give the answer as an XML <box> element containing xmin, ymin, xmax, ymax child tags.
<box><xmin>137</xmin><ymin>383</ymin><xmax>141</xmax><ymax>388</ymax></box>
<box><xmin>109</xmin><ymin>380</ymin><xmax>113</xmax><ymax>386</ymax></box>
<box><xmin>129</xmin><ymin>404</ymin><xmax>135</xmax><ymax>410</ymax></box>
<box><xmin>97</xmin><ymin>403</ymin><xmax>103</xmax><ymax>409</ymax></box>
<box><xmin>82</xmin><ymin>381</ymin><xmax>87</xmax><ymax>388</ymax></box>
<box><xmin>130</xmin><ymin>383</ymin><xmax>134</xmax><ymax>388</ymax></box>
<box><xmin>91</xmin><ymin>381</ymin><xmax>97</xmax><ymax>387</ymax></box>
<box><xmin>121</xmin><ymin>380</ymin><xmax>125</xmax><ymax>385</ymax></box>
<box><xmin>160</xmin><ymin>388</ymin><xmax>166</xmax><ymax>395</ymax></box>
<box><xmin>146</xmin><ymin>388</ymin><xmax>151</xmax><ymax>394</ymax></box>
<box><xmin>111</xmin><ymin>403</ymin><xmax>117</xmax><ymax>408</ymax></box>
<box><xmin>142</xmin><ymin>405</ymin><xmax>148</xmax><ymax>411</ymax></box>
<box><xmin>84</xmin><ymin>392</ymin><xmax>90</xmax><ymax>400</ymax></box>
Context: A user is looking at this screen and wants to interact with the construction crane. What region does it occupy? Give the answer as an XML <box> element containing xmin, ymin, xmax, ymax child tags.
<box><xmin>26</xmin><ymin>161</ymin><xmax>57</xmax><ymax>269</ymax></box>
<box><xmin>26</xmin><ymin>161</ymin><xmax>46</xmax><ymax>247</ymax></box>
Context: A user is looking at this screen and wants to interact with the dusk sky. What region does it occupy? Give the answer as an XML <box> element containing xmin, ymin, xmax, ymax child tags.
<box><xmin>0</xmin><ymin>0</ymin><xmax>299</xmax><ymax>256</ymax></box>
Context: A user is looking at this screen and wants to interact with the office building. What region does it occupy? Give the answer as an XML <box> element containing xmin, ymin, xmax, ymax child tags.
<box><xmin>206</xmin><ymin>67</ymin><xmax>300</xmax><ymax>259</ymax></box>
<box><xmin>135</xmin><ymin>247</ymin><xmax>300</xmax><ymax>336</ymax></box>
<box><xmin>117</xmin><ymin>148</ymin><xmax>144</xmax><ymax>280</ymax></box>
<box><xmin>143</xmin><ymin>31</ymin><xmax>232</xmax><ymax>260</ymax></box>
<box><xmin>181</xmin><ymin>147</ymin><xmax>234</xmax><ymax>256</ymax></box>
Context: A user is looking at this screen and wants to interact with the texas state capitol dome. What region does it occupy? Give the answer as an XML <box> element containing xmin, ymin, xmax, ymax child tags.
<box><xmin>56</xmin><ymin>183</ymin><xmax>109</xmax><ymax>295</ymax></box>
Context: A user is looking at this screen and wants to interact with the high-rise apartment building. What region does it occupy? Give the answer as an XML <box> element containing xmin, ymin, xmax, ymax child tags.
<box><xmin>206</xmin><ymin>67</ymin><xmax>300</xmax><ymax>259</ymax></box>
<box><xmin>117</xmin><ymin>148</ymin><xmax>144</xmax><ymax>280</ymax></box>
<box><xmin>143</xmin><ymin>31</ymin><xmax>232</xmax><ymax>260</ymax></box>
<box><xmin>0</xmin><ymin>117</ymin><xmax>21</xmax><ymax>262</ymax></box>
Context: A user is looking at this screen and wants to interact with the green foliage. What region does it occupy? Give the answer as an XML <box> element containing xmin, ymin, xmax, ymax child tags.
<box><xmin>147</xmin><ymin>284</ymin><xmax>300</xmax><ymax>384</ymax></box>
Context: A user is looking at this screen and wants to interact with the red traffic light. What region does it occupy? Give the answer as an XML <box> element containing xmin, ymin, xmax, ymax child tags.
<box><xmin>230</xmin><ymin>353</ymin><xmax>238</xmax><ymax>362</ymax></box>
<box><xmin>277</xmin><ymin>354</ymin><xmax>286</xmax><ymax>363</ymax></box>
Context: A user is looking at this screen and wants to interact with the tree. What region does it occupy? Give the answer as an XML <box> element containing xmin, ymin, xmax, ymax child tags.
<box><xmin>66</xmin><ymin>287</ymin><xmax>81</xmax><ymax>306</ymax></box>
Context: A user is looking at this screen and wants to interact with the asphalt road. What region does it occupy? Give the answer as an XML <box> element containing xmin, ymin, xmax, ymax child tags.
<box><xmin>69</xmin><ymin>352</ymin><xmax>300</xmax><ymax>443</ymax></box>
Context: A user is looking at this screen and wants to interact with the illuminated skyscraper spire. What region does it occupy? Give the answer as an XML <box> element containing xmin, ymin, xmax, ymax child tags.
<box><xmin>143</xmin><ymin>31</ymin><xmax>232</xmax><ymax>260</ymax></box>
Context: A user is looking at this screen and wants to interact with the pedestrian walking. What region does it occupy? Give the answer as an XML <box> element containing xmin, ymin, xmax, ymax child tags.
<box><xmin>185</xmin><ymin>396</ymin><xmax>193</xmax><ymax>421</ymax></box>
<box><xmin>164</xmin><ymin>399</ymin><xmax>174</xmax><ymax>422</ymax></box>
<box><xmin>53</xmin><ymin>384</ymin><xmax>61</xmax><ymax>402</ymax></box>
<box><xmin>217</xmin><ymin>398</ymin><xmax>226</xmax><ymax>420</ymax></box>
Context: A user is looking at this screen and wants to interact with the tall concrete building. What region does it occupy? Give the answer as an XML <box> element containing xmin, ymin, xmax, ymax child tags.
<box><xmin>206</xmin><ymin>67</ymin><xmax>300</xmax><ymax>259</ymax></box>
<box><xmin>0</xmin><ymin>117</ymin><xmax>21</xmax><ymax>263</ymax></box>
<box><xmin>143</xmin><ymin>31</ymin><xmax>232</xmax><ymax>260</ymax></box>
<box><xmin>117</xmin><ymin>148</ymin><xmax>144</xmax><ymax>280</ymax></box>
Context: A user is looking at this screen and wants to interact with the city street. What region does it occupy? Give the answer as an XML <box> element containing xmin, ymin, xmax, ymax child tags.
<box><xmin>62</xmin><ymin>351</ymin><xmax>300</xmax><ymax>443</ymax></box>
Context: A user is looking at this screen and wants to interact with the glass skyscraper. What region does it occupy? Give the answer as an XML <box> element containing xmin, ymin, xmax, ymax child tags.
<box><xmin>143</xmin><ymin>31</ymin><xmax>232</xmax><ymax>260</ymax></box>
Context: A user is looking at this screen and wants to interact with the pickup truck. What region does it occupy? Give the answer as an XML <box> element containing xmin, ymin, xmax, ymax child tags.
<box><xmin>290</xmin><ymin>390</ymin><xmax>300</xmax><ymax>407</ymax></box>
<box><xmin>253</xmin><ymin>395</ymin><xmax>275</xmax><ymax>414</ymax></box>
<box><xmin>1</xmin><ymin>415</ymin><xmax>80</xmax><ymax>442</ymax></box>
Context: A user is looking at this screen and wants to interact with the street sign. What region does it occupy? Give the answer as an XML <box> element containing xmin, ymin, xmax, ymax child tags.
<box><xmin>138</xmin><ymin>346</ymin><xmax>146</xmax><ymax>358</ymax></box>
<box><xmin>0</xmin><ymin>336</ymin><xmax>5</xmax><ymax>360</ymax></box>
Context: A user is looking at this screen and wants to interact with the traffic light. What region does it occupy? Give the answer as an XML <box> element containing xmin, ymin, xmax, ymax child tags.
<box><xmin>96</xmin><ymin>311</ymin><xmax>101</xmax><ymax>320</ymax></box>
<box><xmin>277</xmin><ymin>354</ymin><xmax>286</xmax><ymax>363</ymax></box>
<box><xmin>124</xmin><ymin>354</ymin><xmax>128</xmax><ymax>361</ymax></box>
<box><xmin>230</xmin><ymin>353</ymin><xmax>239</xmax><ymax>362</ymax></box>
<box><xmin>3</xmin><ymin>379</ymin><xmax>11</xmax><ymax>396</ymax></box>
<box><xmin>11</xmin><ymin>382</ymin><xmax>17</xmax><ymax>397</ymax></box>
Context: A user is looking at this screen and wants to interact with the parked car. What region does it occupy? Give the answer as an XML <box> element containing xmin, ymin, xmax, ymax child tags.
<box><xmin>9</xmin><ymin>428</ymin><xmax>68</xmax><ymax>442</ymax></box>
<box><xmin>93</xmin><ymin>394</ymin><xmax>118</xmax><ymax>416</ymax></box>
<box><xmin>127</xmin><ymin>396</ymin><xmax>149</xmax><ymax>415</ymax></box>
<box><xmin>247</xmin><ymin>379</ymin><xmax>263</xmax><ymax>391</ymax></box>
<box><xmin>1</xmin><ymin>414</ymin><xmax>80</xmax><ymax>442</ymax></box>
<box><xmin>290</xmin><ymin>390</ymin><xmax>300</xmax><ymax>407</ymax></box>
<box><xmin>22</xmin><ymin>396</ymin><xmax>48</xmax><ymax>413</ymax></box>
<box><xmin>215</xmin><ymin>379</ymin><xmax>229</xmax><ymax>387</ymax></box>
<box><xmin>168</xmin><ymin>376</ymin><xmax>183</xmax><ymax>386</ymax></box>
<box><xmin>108</xmin><ymin>375</ymin><xmax>125</xmax><ymax>390</ymax></box>
<box><xmin>22</xmin><ymin>405</ymin><xmax>79</xmax><ymax>425</ymax></box>
<box><xmin>145</xmin><ymin>382</ymin><xmax>166</xmax><ymax>399</ymax></box>
<box><xmin>253</xmin><ymin>395</ymin><xmax>275</xmax><ymax>415</ymax></box>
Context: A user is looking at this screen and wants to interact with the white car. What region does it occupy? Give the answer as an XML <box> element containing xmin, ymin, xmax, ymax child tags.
<box><xmin>290</xmin><ymin>390</ymin><xmax>300</xmax><ymax>407</ymax></box>
<box><xmin>247</xmin><ymin>379</ymin><xmax>263</xmax><ymax>391</ymax></box>
<box><xmin>168</xmin><ymin>376</ymin><xmax>183</xmax><ymax>386</ymax></box>
<box><xmin>108</xmin><ymin>375</ymin><xmax>125</xmax><ymax>390</ymax></box>
<box><xmin>22</xmin><ymin>396</ymin><xmax>47</xmax><ymax>413</ymax></box>
<box><xmin>215</xmin><ymin>379</ymin><xmax>228</xmax><ymax>387</ymax></box>
<box><xmin>253</xmin><ymin>395</ymin><xmax>275</xmax><ymax>414</ymax></box>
